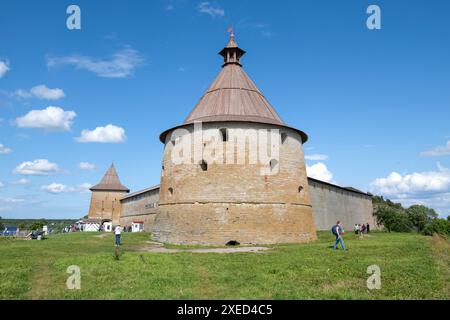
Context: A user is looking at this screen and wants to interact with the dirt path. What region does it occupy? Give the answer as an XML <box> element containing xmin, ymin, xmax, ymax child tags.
<box><xmin>27</xmin><ymin>262</ymin><xmax>52</xmax><ymax>299</ymax></box>
<box><xmin>429</xmin><ymin>234</ymin><xmax>450</xmax><ymax>298</ymax></box>
<box><xmin>138</xmin><ymin>246</ymin><xmax>271</xmax><ymax>254</ymax></box>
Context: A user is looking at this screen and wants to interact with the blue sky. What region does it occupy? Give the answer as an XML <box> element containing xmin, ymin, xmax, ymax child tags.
<box><xmin>1</xmin><ymin>0</ymin><xmax>449</xmax><ymax>219</ymax></box>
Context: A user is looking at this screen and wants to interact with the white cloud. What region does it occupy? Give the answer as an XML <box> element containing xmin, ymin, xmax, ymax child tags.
<box><xmin>0</xmin><ymin>196</ymin><xmax>40</xmax><ymax>212</ymax></box>
<box><xmin>41</xmin><ymin>182</ymin><xmax>92</xmax><ymax>194</ymax></box>
<box><xmin>391</xmin><ymin>193</ymin><xmax>450</xmax><ymax>218</ymax></box>
<box><xmin>261</xmin><ymin>30</ymin><xmax>274</xmax><ymax>38</ymax></box>
<box><xmin>0</xmin><ymin>60</ymin><xmax>9</xmax><ymax>78</ymax></box>
<box><xmin>197</xmin><ymin>2</ymin><xmax>225</xmax><ymax>18</ymax></box>
<box><xmin>47</xmin><ymin>48</ymin><xmax>145</xmax><ymax>78</ymax></box>
<box><xmin>370</xmin><ymin>163</ymin><xmax>450</xmax><ymax>198</ymax></box>
<box><xmin>306</xmin><ymin>162</ymin><xmax>334</xmax><ymax>183</ymax></box>
<box><xmin>369</xmin><ymin>163</ymin><xmax>450</xmax><ymax>217</ymax></box>
<box><xmin>13</xmin><ymin>89</ymin><xmax>31</xmax><ymax>99</ymax></box>
<box><xmin>0</xmin><ymin>197</ymin><xmax>26</xmax><ymax>204</ymax></box>
<box><xmin>78</xmin><ymin>183</ymin><xmax>93</xmax><ymax>193</ymax></box>
<box><xmin>41</xmin><ymin>183</ymin><xmax>71</xmax><ymax>194</ymax></box>
<box><xmin>11</xmin><ymin>178</ymin><xmax>31</xmax><ymax>185</ymax></box>
<box><xmin>15</xmin><ymin>106</ymin><xmax>76</xmax><ymax>131</ymax></box>
<box><xmin>75</xmin><ymin>124</ymin><xmax>126</xmax><ymax>143</ymax></box>
<box><xmin>305</xmin><ymin>154</ymin><xmax>329</xmax><ymax>161</ymax></box>
<box><xmin>420</xmin><ymin>140</ymin><xmax>450</xmax><ymax>157</ymax></box>
<box><xmin>79</xmin><ymin>162</ymin><xmax>96</xmax><ymax>170</ymax></box>
<box><xmin>13</xmin><ymin>159</ymin><xmax>60</xmax><ymax>176</ymax></box>
<box><xmin>0</xmin><ymin>143</ymin><xmax>12</xmax><ymax>154</ymax></box>
<box><xmin>0</xmin><ymin>181</ymin><xmax>4</xmax><ymax>188</ymax></box>
<box><xmin>14</xmin><ymin>84</ymin><xmax>65</xmax><ymax>100</ymax></box>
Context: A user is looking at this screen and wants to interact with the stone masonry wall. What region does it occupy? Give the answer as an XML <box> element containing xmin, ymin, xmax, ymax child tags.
<box><xmin>88</xmin><ymin>191</ymin><xmax>127</xmax><ymax>225</ymax></box>
<box><xmin>308</xmin><ymin>179</ymin><xmax>376</xmax><ymax>231</ymax></box>
<box><xmin>120</xmin><ymin>190</ymin><xmax>159</xmax><ymax>231</ymax></box>
<box><xmin>152</xmin><ymin>122</ymin><xmax>317</xmax><ymax>245</ymax></box>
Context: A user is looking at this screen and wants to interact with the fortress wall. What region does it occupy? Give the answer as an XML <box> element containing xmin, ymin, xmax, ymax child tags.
<box><xmin>116</xmin><ymin>180</ymin><xmax>375</xmax><ymax>235</ymax></box>
<box><xmin>154</xmin><ymin>203</ymin><xmax>315</xmax><ymax>245</ymax></box>
<box><xmin>119</xmin><ymin>189</ymin><xmax>159</xmax><ymax>231</ymax></box>
<box><xmin>308</xmin><ymin>179</ymin><xmax>375</xmax><ymax>231</ymax></box>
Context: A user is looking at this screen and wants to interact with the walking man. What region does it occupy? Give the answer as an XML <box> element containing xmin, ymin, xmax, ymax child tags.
<box><xmin>332</xmin><ymin>221</ymin><xmax>347</xmax><ymax>251</ymax></box>
<box><xmin>115</xmin><ymin>224</ymin><xmax>122</xmax><ymax>246</ymax></box>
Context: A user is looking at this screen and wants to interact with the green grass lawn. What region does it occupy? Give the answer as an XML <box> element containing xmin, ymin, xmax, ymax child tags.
<box><xmin>0</xmin><ymin>231</ymin><xmax>448</xmax><ymax>300</ymax></box>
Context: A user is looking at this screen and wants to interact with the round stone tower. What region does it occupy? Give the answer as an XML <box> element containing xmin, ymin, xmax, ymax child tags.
<box><xmin>151</xmin><ymin>33</ymin><xmax>317</xmax><ymax>245</ymax></box>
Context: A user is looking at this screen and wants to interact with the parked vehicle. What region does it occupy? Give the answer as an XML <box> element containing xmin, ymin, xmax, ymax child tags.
<box><xmin>28</xmin><ymin>231</ymin><xmax>46</xmax><ymax>240</ymax></box>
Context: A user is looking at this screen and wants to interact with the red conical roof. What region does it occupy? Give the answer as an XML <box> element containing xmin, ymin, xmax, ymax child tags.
<box><xmin>90</xmin><ymin>164</ymin><xmax>129</xmax><ymax>192</ymax></box>
<box><xmin>160</xmin><ymin>33</ymin><xmax>308</xmax><ymax>143</ymax></box>
<box><xmin>183</xmin><ymin>63</ymin><xmax>285</xmax><ymax>125</ymax></box>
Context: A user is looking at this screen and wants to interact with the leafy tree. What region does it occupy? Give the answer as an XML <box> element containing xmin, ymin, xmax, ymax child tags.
<box><xmin>373</xmin><ymin>196</ymin><xmax>414</xmax><ymax>232</ymax></box>
<box><xmin>18</xmin><ymin>223</ymin><xmax>26</xmax><ymax>230</ymax></box>
<box><xmin>375</xmin><ymin>207</ymin><xmax>413</xmax><ymax>232</ymax></box>
<box><xmin>407</xmin><ymin>205</ymin><xmax>438</xmax><ymax>232</ymax></box>
<box><xmin>29</xmin><ymin>219</ymin><xmax>47</xmax><ymax>231</ymax></box>
<box><xmin>423</xmin><ymin>218</ymin><xmax>450</xmax><ymax>237</ymax></box>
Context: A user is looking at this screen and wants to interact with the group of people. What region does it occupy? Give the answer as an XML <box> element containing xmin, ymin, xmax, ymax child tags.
<box><xmin>62</xmin><ymin>225</ymin><xmax>79</xmax><ymax>233</ymax></box>
<box><xmin>354</xmin><ymin>223</ymin><xmax>370</xmax><ymax>238</ymax></box>
<box><xmin>331</xmin><ymin>221</ymin><xmax>372</xmax><ymax>251</ymax></box>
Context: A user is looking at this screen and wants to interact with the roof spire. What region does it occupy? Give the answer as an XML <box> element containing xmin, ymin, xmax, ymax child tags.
<box><xmin>219</xmin><ymin>29</ymin><xmax>246</xmax><ymax>67</ymax></box>
<box><xmin>90</xmin><ymin>163</ymin><xmax>129</xmax><ymax>192</ymax></box>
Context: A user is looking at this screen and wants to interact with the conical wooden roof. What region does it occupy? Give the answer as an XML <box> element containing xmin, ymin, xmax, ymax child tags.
<box><xmin>184</xmin><ymin>34</ymin><xmax>284</xmax><ymax>126</ymax></box>
<box><xmin>90</xmin><ymin>164</ymin><xmax>129</xmax><ymax>192</ymax></box>
<box><xmin>160</xmin><ymin>33</ymin><xmax>308</xmax><ymax>143</ymax></box>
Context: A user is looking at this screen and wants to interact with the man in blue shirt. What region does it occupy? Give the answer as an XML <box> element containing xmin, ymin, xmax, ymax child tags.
<box><xmin>332</xmin><ymin>221</ymin><xmax>347</xmax><ymax>251</ymax></box>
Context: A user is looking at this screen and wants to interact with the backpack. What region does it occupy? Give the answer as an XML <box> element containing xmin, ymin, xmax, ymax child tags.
<box><xmin>331</xmin><ymin>225</ymin><xmax>338</xmax><ymax>236</ymax></box>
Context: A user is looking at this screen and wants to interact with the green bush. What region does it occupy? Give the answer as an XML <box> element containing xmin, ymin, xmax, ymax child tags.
<box><xmin>423</xmin><ymin>219</ymin><xmax>450</xmax><ymax>237</ymax></box>
<box><xmin>374</xmin><ymin>205</ymin><xmax>413</xmax><ymax>232</ymax></box>
<box><xmin>28</xmin><ymin>219</ymin><xmax>47</xmax><ymax>231</ymax></box>
<box><xmin>407</xmin><ymin>205</ymin><xmax>438</xmax><ymax>232</ymax></box>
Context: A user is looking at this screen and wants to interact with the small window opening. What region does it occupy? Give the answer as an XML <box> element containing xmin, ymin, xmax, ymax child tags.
<box><xmin>170</xmin><ymin>136</ymin><xmax>181</xmax><ymax>146</ymax></box>
<box><xmin>220</xmin><ymin>128</ymin><xmax>228</xmax><ymax>142</ymax></box>
<box><xmin>269</xmin><ymin>159</ymin><xmax>278</xmax><ymax>171</ymax></box>
<box><xmin>199</xmin><ymin>160</ymin><xmax>208</xmax><ymax>171</ymax></box>
<box><xmin>226</xmin><ymin>240</ymin><xmax>240</xmax><ymax>246</ymax></box>
<box><xmin>298</xmin><ymin>186</ymin><xmax>304</xmax><ymax>193</ymax></box>
<box><xmin>281</xmin><ymin>132</ymin><xmax>287</xmax><ymax>144</ymax></box>
<box><xmin>168</xmin><ymin>187</ymin><xmax>173</xmax><ymax>197</ymax></box>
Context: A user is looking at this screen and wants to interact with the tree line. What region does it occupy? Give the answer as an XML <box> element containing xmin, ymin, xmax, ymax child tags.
<box><xmin>373</xmin><ymin>196</ymin><xmax>450</xmax><ymax>237</ymax></box>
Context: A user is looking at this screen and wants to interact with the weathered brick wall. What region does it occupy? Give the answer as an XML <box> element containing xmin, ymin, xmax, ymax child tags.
<box><xmin>116</xmin><ymin>180</ymin><xmax>375</xmax><ymax>236</ymax></box>
<box><xmin>120</xmin><ymin>214</ymin><xmax>157</xmax><ymax>232</ymax></box>
<box><xmin>120</xmin><ymin>190</ymin><xmax>159</xmax><ymax>231</ymax></box>
<box><xmin>153</xmin><ymin>203</ymin><xmax>315</xmax><ymax>245</ymax></box>
<box><xmin>308</xmin><ymin>180</ymin><xmax>376</xmax><ymax>231</ymax></box>
<box><xmin>152</xmin><ymin>122</ymin><xmax>317</xmax><ymax>245</ymax></box>
<box><xmin>88</xmin><ymin>191</ymin><xmax>127</xmax><ymax>225</ymax></box>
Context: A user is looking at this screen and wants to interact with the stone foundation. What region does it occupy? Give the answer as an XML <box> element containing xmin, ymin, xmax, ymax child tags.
<box><xmin>152</xmin><ymin>202</ymin><xmax>317</xmax><ymax>245</ymax></box>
